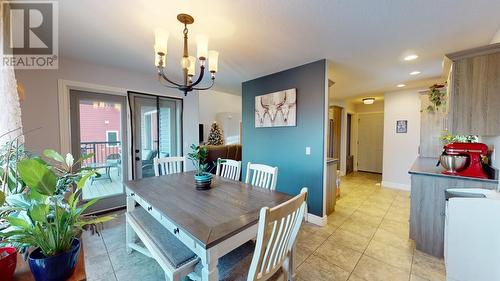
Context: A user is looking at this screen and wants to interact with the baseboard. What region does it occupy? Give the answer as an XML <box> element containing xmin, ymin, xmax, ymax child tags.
<box><xmin>305</xmin><ymin>213</ymin><xmax>327</xmax><ymax>226</ymax></box>
<box><xmin>381</xmin><ymin>181</ymin><xmax>411</xmax><ymax>191</ymax></box>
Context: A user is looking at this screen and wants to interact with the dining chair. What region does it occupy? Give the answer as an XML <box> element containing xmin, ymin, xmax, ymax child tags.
<box><xmin>245</xmin><ymin>162</ymin><xmax>278</xmax><ymax>190</ymax></box>
<box><xmin>216</xmin><ymin>158</ymin><xmax>242</xmax><ymax>181</ymax></box>
<box><xmin>153</xmin><ymin>156</ymin><xmax>186</xmax><ymax>176</ymax></box>
<box><xmin>191</xmin><ymin>187</ymin><xmax>308</xmax><ymax>281</ymax></box>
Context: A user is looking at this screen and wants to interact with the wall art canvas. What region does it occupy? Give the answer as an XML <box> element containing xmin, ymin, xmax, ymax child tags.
<box><xmin>255</xmin><ymin>88</ymin><xmax>297</xmax><ymax>128</ymax></box>
<box><xmin>396</xmin><ymin>120</ymin><xmax>408</xmax><ymax>133</ymax></box>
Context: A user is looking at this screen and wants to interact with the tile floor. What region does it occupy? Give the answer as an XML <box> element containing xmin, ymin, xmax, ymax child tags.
<box><xmin>83</xmin><ymin>172</ymin><xmax>446</xmax><ymax>281</ymax></box>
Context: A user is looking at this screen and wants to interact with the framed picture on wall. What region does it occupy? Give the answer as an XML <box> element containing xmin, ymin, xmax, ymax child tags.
<box><xmin>255</xmin><ymin>88</ymin><xmax>297</xmax><ymax>128</ymax></box>
<box><xmin>396</xmin><ymin>120</ymin><xmax>408</xmax><ymax>133</ymax></box>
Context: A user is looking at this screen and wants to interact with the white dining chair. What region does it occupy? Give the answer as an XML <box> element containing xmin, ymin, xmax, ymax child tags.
<box><xmin>153</xmin><ymin>156</ymin><xmax>186</xmax><ymax>176</ymax></box>
<box><xmin>216</xmin><ymin>158</ymin><xmax>242</xmax><ymax>181</ymax></box>
<box><xmin>190</xmin><ymin>187</ymin><xmax>308</xmax><ymax>281</ymax></box>
<box><xmin>245</xmin><ymin>162</ymin><xmax>278</xmax><ymax>190</ymax></box>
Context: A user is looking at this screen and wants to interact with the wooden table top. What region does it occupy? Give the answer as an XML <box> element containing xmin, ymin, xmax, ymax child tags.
<box><xmin>125</xmin><ymin>171</ymin><xmax>293</xmax><ymax>248</ymax></box>
<box><xmin>13</xmin><ymin>247</ymin><xmax>86</xmax><ymax>281</ymax></box>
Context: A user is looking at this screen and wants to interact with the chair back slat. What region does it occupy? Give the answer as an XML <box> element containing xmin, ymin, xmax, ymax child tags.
<box><xmin>245</xmin><ymin>162</ymin><xmax>278</xmax><ymax>190</ymax></box>
<box><xmin>153</xmin><ymin>156</ymin><xmax>186</xmax><ymax>177</ymax></box>
<box><xmin>216</xmin><ymin>159</ymin><xmax>242</xmax><ymax>181</ymax></box>
<box><xmin>247</xmin><ymin>187</ymin><xmax>308</xmax><ymax>281</ymax></box>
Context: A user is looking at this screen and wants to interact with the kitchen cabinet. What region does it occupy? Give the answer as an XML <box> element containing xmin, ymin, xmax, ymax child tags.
<box><xmin>446</xmin><ymin>43</ymin><xmax>500</xmax><ymax>136</ymax></box>
<box><xmin>419</xmin><ymin>94</ymin><xmax>446</xmax><ymax>157</ymax></box>
<box><xmin>408</xmin><ymin>157</ymin><xmax>498</xmax><ymax>258</ymax></box>
<box><xmin>326</xmin><ymin>158</ymin><xmax>338</xmax><ymax>215</ymax></box>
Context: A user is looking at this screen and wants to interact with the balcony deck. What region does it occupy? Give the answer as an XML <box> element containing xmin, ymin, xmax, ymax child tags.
<box><xmin>82</xmin><ymin>166</ymin><xmax>123</xmax><ymax>200</ymax></box>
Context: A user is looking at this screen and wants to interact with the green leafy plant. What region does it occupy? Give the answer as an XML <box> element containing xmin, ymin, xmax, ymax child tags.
<box><xmin>187</xmin><ymin>144</ymin><xmax>210</xmax><ymax>176</ymax></box>
<box><xmin>0</xmin><ymin>149</ymin><xmax>113</xmax><ymax>257</ymax></box>
<box><xmin>440</xmin><ymin>133</ymin><xmax>479</xmax><ymax>145</ymax></box>
<box><xmin>0</xmin><ymin>140</ymin><xmax>30</xmax><ymax>206</ymax></box>
<box><xmin>427</xmin><ymin>84</ymin><xmax>447</xmax><ymax>112</ymax></box>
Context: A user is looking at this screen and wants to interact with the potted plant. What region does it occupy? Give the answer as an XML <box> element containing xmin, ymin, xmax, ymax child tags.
<box><xmin>187</xmin><ymin>144</ymin><xmax>213</xmax><ymax>190</ymax></box>
<box><xmin>0</xmin><ymin>149</ymin><xmax>113</xmax><ymax>281</ymax></box>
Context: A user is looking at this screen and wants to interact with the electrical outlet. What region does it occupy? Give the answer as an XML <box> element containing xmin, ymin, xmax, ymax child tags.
<box><xmin>305</xmin><ymin>147</ymin><xmax>311</xmax><ymax>155</ymax></box>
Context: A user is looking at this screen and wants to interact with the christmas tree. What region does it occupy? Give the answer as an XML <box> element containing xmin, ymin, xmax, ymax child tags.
<box><xmin>206</xmin><ymin>122</ymin><xmax>224</xmax><ymax>145</ymax></box>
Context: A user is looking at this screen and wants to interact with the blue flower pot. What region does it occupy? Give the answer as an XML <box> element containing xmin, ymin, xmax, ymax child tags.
<box><xmin>28</xmin><ymin>238</ymin><xmax>81</xmax><ymax>281</ymax></box>
<box><xmin>194</xmin><ymin>172</ymin><xmax>213</xmax><ymax>190</ymax></box>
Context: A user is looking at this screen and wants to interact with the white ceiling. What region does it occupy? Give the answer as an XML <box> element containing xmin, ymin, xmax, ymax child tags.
<box><xmin>59</xmin><ymin>0</ymin><xmax>500</xmax><ymax>98</ymax></box>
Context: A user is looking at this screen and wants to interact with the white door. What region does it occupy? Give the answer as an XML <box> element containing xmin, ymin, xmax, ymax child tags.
<box><xmin>357</xmin><ymin>113</ymin><xmax>384</xmax><ymax>173</ymax></box>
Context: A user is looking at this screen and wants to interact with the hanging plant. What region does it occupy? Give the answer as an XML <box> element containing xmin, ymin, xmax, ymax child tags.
<box><xmin>426</xmin><ymin>84</ymin><xmax>447</xmax><ymax>112</ymax></box>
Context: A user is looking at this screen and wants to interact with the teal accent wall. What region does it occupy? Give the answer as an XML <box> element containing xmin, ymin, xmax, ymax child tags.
<box><xmin>242</xmin><ymin>60</ymin><xmax>326</xmax><ymax>217</ymax></box>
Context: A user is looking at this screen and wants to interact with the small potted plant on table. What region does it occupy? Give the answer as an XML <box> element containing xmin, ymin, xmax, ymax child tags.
<box><xmin>187</xmin><ymin>144</ymin><xmax>213</xmax><ymax>190</ymax></box>
<box><xmin>0</xmin><ymin>149</ymin><xmax>113</xmax><ymax>281</ymax></box>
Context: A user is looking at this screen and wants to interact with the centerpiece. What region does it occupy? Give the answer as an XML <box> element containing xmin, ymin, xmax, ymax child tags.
<box><xmin>187</xmin><ymin>144</ymin><xmax>213</xmax><ymax>190</ymax></box>
<box><xmin>0</xmin><ymin>149</ymin><xmax>113</xmax><ymax>281</ymax></box>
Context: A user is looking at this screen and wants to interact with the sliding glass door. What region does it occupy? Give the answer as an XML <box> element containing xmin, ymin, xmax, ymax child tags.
<box><xmin>128</xmin><ymin>92</ymin><xmax>182</xmax><ymax>179</ymax></box>
<box><xmin>70</xmin><ymin>90</ymin><xmax>128</xmax><ymax>213</ymax></box>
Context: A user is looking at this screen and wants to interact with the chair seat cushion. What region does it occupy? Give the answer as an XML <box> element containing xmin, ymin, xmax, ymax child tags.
<box><xmin>129</xmin><ymin>207</ymin><xmax>198</xmax><ymax>268</ymax></box>
<box><xmin>194</xmin><ymin>241</ymin><xmax>284</xmax><ymax>281</ymax></box>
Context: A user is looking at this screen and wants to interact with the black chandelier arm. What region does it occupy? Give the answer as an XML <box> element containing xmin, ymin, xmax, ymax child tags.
<box><xmin>190</xmin><ymin>65</ymin><xmax>206</xmax><ymax>87</ymax></box>
<box><xmin>192</xmin><ymin>78</ymin><xmax>215</xmax><ymax>91</ymax></box>
<box><xmin>158</xmin><ymin>78</ymin><xmax>184</xmax><ymax>89</ymax></box>
<box><xmin>158</xmin><ymin>68</ymin><xmax>183</xmax><ymax>87</ymax></box>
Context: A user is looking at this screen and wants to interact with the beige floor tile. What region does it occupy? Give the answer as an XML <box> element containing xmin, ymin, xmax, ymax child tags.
<box><xmin>372</xmin><ymin>228</ymin><xmax>414</xmax><ymax>251</ymax></box>
<box><xmin>297</xmin><ymin>254</ymin><xmax>350</xmax><ymax>281</ymax></box>
<box><xmin>411</xmin><ymin>250</ymin><xmax>446</xmax><ymax>281</ymax></box>
<box><xmin>314</xmin><ymin>239</ymin><xmax>363</xmax><ymax>272</ymax></box>
<box><xmin>328</xmin><ymin>229</ymin><xmax>371</xmax><ymax>252</ymax></box>
<box><xmin>349</xmin><ymin>210</ymin><xmax>383</xmax><ymax>226</ymax></box>
<box><xmin>340</xmin><ymin>219</ymin><xmax>378</xmax><ymax>238</ymax></box>
<box><xmin>410</xmin><ymin>274</ymin><xmax>430</xmax><ymax>281</ymax></box>
<box><xmin>297</xmin><ymin>225</ymin><xmax>330</xmax><ymax>253</ymax></box>
<box><xmin>347</xmin><ymin>274</ymin><xmax>367</xmax><ymax>281</ymax></box>
<box><xmin>295</xmin><ymin>244</ymin><xmax>313</xmax><ymax>268</ymax></box>
<box><xmin>364</xmin><ymin>240</ymin><xmax>413</xmax><ymax>271</ymax></box>
<box><xmin>352</xmin><ymin>256</ymin><xmax>410</xmax><ymax>281</ymax></box>
<box><xmin>379</xmin><ymin>218</ymin><xmax>409</xmax><ymax>237</ymax></box>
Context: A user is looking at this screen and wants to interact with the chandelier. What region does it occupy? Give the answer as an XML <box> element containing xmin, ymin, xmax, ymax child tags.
<box><xmin>154</xmin><ymin>13</ymin><xmax>219</xmax><ymax>96</ymax></box>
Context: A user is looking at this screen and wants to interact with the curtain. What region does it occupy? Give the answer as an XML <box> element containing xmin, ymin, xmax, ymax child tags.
<box><xmin>0</xmin><ymin>2</ymin><xmax>23</xmax><ymax>143</ymax></box>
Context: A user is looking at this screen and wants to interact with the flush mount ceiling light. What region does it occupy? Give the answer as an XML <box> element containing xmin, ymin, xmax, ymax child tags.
<box><xmin>404</xmin><ymin>54</ymin><xmax>419</xmax><ymax>61</ymax></box>
<box><xmin>410</xmin><ymin>71</ymin><xmax>421</xmax><ymax>75</ymax></box>
<box><xmin>154</xmin><ymin>13</ymin><xmax>219</xmax><ymax>96</ymax></box>
<box><xmin>362</xmin><ymin>98</ymin><xmax>375</xmax><ymax>105</ymax></box>
<box><xmin>397</xmin><ymin>84</ymin><xmax>406</xmax><ymax>88</ymax></box>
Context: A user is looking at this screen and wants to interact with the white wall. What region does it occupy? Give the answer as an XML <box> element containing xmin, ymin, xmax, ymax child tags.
<box><xmin>491</xmin><ymin>27</ymin><xmax>500</xmax><ymax>44</ymax></box>
<box><xmin>198</xmin><ymin>90</ymin><xmax>241</xmax><ymax>143</ymax></box>
<box><xmin>16</xmin><ymin>57</ymin><xmax>199</xmax><ymax>170</ymax></box>
<box><xmin>382</xmin><ymin>89</ymin><xmax>421</xmax><ymax>190</ymax></box>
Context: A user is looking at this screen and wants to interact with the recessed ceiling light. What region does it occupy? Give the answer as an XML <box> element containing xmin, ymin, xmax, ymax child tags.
<box><xmin>404</xmin><ymin>54</ymin><xmax>419</xmax><ymax>61</ymax></box>
<box><xmin>410</xmin><ymin>71</ymin><xmax>421</xmax><ymax>75</ymax></box>
<box><xmin>363</xmin><ymin>98</ymin><xmax>375</xmax><ymax>105</ymax></box>
<box><xmin>397</xmin><ymin>84</ymin><xmax>406</xmax><ymax>88</ymax></box>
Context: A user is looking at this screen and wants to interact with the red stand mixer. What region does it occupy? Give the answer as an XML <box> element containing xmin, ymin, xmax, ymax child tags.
<box><xmin>440</xmin><ymin>142</ymin><xmax>489</xmax><ymax>179</ymax></box>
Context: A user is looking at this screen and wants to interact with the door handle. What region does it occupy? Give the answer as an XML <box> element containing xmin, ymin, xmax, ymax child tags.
<box><xmin>135</xmin><ymin>149</ymin><xmax>140</xmax><ymax>153</ymax></box>
<box><xmin>173</xmin><ymin>228</ymin><xmax>179</xmax><ymax>234</ymax></box>
<box><xmin>135</xmin><ymin>157</ymin><xmax>140</xmax><ymax>161</ymax></box>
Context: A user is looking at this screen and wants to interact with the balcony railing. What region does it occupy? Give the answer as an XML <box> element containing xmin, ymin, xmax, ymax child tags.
<box><xmin>80</xmin><ymin>141</ymin><xmax>121</xmax><ymax>166</ymax></box>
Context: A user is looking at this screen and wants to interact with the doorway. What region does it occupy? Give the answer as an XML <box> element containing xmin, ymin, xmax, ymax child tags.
<box><xmin>357</xmin><ymin>112</ymin><xmax>384</xmax><ymax>173</ymax></box>
<box><xmin>70</xmin><ymin>90</ymin><xmax>128</xmax><ymax>213</ymax></box>
<box><xmin>128</xmin><ymin>92</ymin><xmax>183</xmax><ymax>179</ymax></box>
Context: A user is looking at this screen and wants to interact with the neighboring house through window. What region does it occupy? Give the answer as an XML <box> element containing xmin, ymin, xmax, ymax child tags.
<box><xmin>106</xmin><ymin>130</ymin><xmax>119</xmax><ymax>147</ymax></box>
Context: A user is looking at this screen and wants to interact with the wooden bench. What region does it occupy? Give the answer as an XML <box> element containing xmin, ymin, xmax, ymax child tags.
<box><xmin>126</xmin><ymin>207</ymin><xmax>199</xmax><ymax>281</ymax></box>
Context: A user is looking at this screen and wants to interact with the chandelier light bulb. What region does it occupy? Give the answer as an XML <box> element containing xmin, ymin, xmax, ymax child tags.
<box><xmin>187</xmin><ymin>56</ymin><xmax>196</xmax><ymax>76</ymax></box>
<box><xmin>197</xmin><ymin>35</ymin><xmax>209</xmax><ymax>60</ymax></box>
<box><xmin>208</xmin><ymin>50</ymin><xmax>219</xmax><ymax>73</ymax></box>
<box><xmin>154</xmin><ymin>28</ymin><xmax>169</xmax><ymax>56</ymax></box>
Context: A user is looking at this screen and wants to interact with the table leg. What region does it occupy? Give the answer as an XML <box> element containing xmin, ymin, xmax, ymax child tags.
<box><xmin>126</xmin><ymin>194</ymin><xmax>136</xmax><ymax>254</ymax></box>
<box><xmin>201</xmin><ymin>250</ymin><xmax>219</xmax><ymax>281</ymax></box>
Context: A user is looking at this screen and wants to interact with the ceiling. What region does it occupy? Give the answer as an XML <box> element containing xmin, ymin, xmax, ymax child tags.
<box><xmin>59</xmin><ymin>0</ymin><xmax>500</xmax><ymax>98</ymax></box>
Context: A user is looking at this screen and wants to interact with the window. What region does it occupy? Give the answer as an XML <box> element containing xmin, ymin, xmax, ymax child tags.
<box><xmin>106</xmin><ymin>131</ymin><xmax>119</xmax><ymax>147</ymax></box>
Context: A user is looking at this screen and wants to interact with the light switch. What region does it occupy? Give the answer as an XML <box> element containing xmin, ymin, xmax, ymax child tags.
<box><xmin>305</xmin><ymin>147</ymin><xmax>311</xmax><ymax>155</ymax></box>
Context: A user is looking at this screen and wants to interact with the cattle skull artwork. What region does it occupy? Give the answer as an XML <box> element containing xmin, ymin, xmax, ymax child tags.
<box><xmin>255</xmin><ymin>89</ymin><xmax>296</xmax><ymax>127</ymax></box>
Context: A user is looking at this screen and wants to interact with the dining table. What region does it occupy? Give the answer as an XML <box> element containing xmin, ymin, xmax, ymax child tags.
<box><xmin>124</xmin><ymin>171</ymin><xmax>294</xmax><ymax>281</ymax></box>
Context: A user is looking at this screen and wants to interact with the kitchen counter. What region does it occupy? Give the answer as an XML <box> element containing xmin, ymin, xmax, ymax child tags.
<box><xmin>408</xmin><ymin>157</ymin><xmax>498</xmax><ymax>184</ymax></box>
<box><xmin>409</xmin><ymin>157</ymin><xmax>498</xmax><ymax>258</ymax></box>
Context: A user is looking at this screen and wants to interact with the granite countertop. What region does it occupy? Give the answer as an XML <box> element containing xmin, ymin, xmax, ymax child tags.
<box><xmin>408</xmin><ymin>157</ymin><xmax>499</xmax><ymax>184</ymax></box>
<box><xmin>326</xmin><ymin>158</ymin><xmax>339</xmax><ymax>164</ymax></box>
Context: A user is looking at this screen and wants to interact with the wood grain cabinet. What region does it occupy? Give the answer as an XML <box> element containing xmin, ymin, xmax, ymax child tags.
<box><xmin>446</xmin><ymin>43</ymin><xmax>500</xmax><ymax>136</ymax></box>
